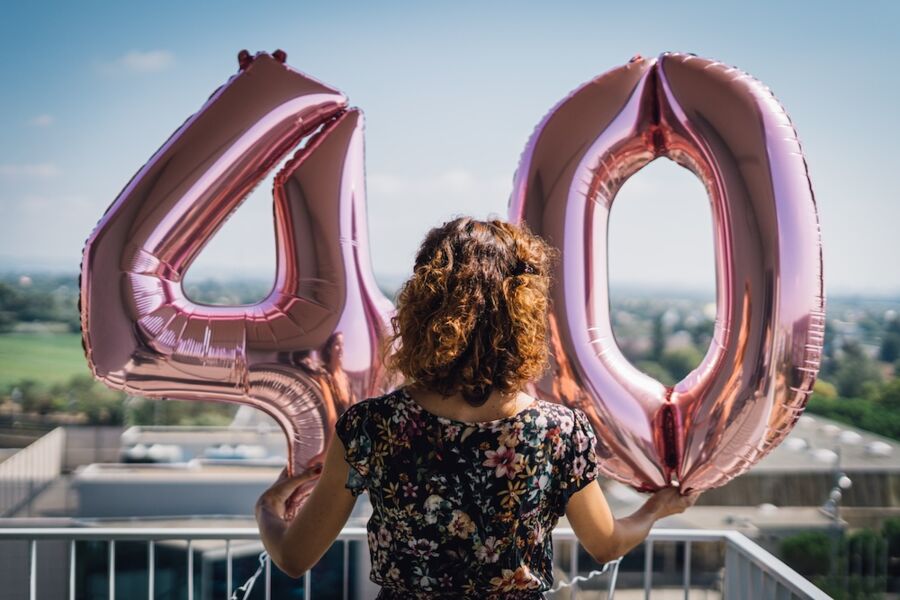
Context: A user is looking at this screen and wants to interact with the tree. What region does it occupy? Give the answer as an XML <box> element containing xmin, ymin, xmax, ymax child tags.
<box><xmin>636</xmin><ymin>361</ymin><xmax>675</xmax><ymax>386</ymax></box>
<box><xmin>881</xmin><ymin>332</ymin><xmax>900</xmax><ymax>363</ymax></box>
<box><xmin>884</xmin><ymin>516</ymin><xmax>900</xmax><ymax>573</ymax></box>
<box><xmin>659</xmin><ymin>346</ymin><xmax>705</xmax><ymax>382</ymax></box>
<box><xmin>651</xmin><ymin>313</ymin><xmax>665</xmax><ymax>362</ymax></box>
<box><xmin>780</xmin><ymin>531</ymin><xmax>833</xmax><ymax>577</ymax></box>
<box><xmin>49</xmin><ymin>375</ymin><xmax>126</xmax><ymax>425</ymax></box>
<box><xmin>878</xmin><ymin>379</ymin><xmax>900</xmax><ymax>410</ymax></box>
<box><xmin>814</xmin><ymin>379</ymin><xmax>839</xmax><ymax>399</ymax></box>
<box><xmin>834</xmin><ymin>341</ymin><xmax>883</xmax><ymax>399</ymax></box>
<box><xmin>11</xmin><ymin>379</ymin><xmax>65</xmax><ymax>415</ymax></box>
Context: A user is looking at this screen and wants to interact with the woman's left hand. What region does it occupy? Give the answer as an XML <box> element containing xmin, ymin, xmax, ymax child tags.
<box><xmin>256</xmin><ymin>466</ymin><xmax>321</xmax><ymax>521</ymax></box>
<box><xmin>252</xmin><ymin>438</ymin><xmax>356</xmax><ymax>578</ymax></box>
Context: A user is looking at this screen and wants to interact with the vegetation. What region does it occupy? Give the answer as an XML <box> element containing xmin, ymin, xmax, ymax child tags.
<box><xmin>0</xmin><ymin>273</ymin><xmax>260</xmax><ymax>426</ymax></box>
<box><xmin>2</xmin><ymin>272</ymin><xmax>899</xmax><ymax>436</ymax></box>
<box><xmin>780</xmin><ymin>518</ymin><xmax>900</xmax><ymax>599</ymax></box>
<box><xmin>0</xmin><ymin>275</ymin><xmax>80</xmax><ymax>333</ymax></box>
<box><xmin>0</xmin><ymin>331</ymin><xmax>90</xmax><ymax>387</ymax></box>
<box><xmin>1</xmin><ymin>373</ymin><xmax>237</xmax><ymax>426</ymax></box>
<box><xmin>619</xmin><ymin>298</ymin><xmax>900</xmax><ymax>442</ymax></box>
<box><xmin>807</xmin><ymin>379</ymin><xmax>900</xmax><ymax>441</ymax></box>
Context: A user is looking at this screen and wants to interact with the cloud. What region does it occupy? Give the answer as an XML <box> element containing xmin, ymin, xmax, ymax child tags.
<box><xmin>98</xmin><ymin>50</ymin><xmax>175</xmax><ymax>74</ymax></box>
<box><xmin>0</xmin><ymin>163</ymin><xmax>61</xmax><ymax>178</ymax></box>
<box><xmin>27</xmin><ymin>114</ymin><xmax>54</xmax><ymax>127</ymax></box>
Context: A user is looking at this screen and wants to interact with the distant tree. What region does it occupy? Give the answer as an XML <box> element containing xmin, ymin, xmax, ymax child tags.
<box><xmin>807</xmin><ymin>386</ymin><xmax>900</xmax><ymax>441</ymax></box>
<box><xmin>780</xmin><ymin>531</ymin><xmax>833</xmax><ymax>577</ymax></box>
<box><xmin>846</xmin><ymin>528</ymin><xmax>887</xmax><ymax>572</ymax></box>
<box><xmin>11</xmin><ymin>379</ymin><xmax>65</xmax><ymax>415</ymax></box>
<box><xmin>48</xmin><ymin>375</ymin><xmax>125</xmax><ymax>424</ymax></box>
<box><xmin>659</xmin><ymin>346</ymin><xmax>704</xmax><ymax>381</ymax></box>
<box><xmin>814</xmin><ymin>379</ymin><xmax>839</xmax><ymax>399</ymax></box>
<box><xmin>879</xmin><ymin>379</ymin><xmax>900</xmax><ymax>412</ymax></box>
<box><xmin>649</xmin><ymin>313</ymin><xmax>665</xmax><ymax>362</ymax></box>
<box><xmin>125</xmin><ymin>395</ymin><xmax>236</xmax><ymax>426</ymax></box>
<box><xmin>834</xmin><ymin>341</ymin><xmax>883</xmax><ymax>398</ymax></box>
<box><xmin>857</xmin><ymin>315</ymin><xmax>881</xmax><ymax>339</ymax></box>
<box><xmin>887</xmin><ymin>317</ymin><xmax>900</xmax><ymax>336</ymax></box>
<box><xmin>0</xmin><ymin>310</ymin><xmax>15</xmax><ymax>333</ymax></box>
<box><xmin>822</xmin><ymin>318</ymin><xmax>838</xmax><ymax>368</ymax></box>
<box><xmin>884</xmin><ymin>516</ymin><xmax>900</xmax><ymax>572</ymax></box>
<box><xmin>636</xmin><ymin>361</ymin><xmax>675</xmax><ymax>386</ymax></box>
<box><xmin>880</xmin><ymin>331</ymin><xmax>900</xmax><ymax>363</ymax></box>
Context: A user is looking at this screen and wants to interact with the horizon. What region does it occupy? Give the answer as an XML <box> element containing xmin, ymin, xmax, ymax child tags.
<box><xmin>3</xmin><ymin>263</ymin><xmax>899</xmax><ymax>302</ymax></box>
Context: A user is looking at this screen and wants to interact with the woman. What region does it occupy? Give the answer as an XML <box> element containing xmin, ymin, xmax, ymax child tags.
<box><xmin>256</xmin><ymin>217</ymin><xmax>700</xmax><ymax>598</ymax></box>
<box><xmin>320</xmin><ymin>331</ymin><xmax>358</xmax><ymax>417</ymax></box>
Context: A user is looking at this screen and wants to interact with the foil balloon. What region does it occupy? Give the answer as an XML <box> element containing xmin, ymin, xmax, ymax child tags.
<box><xmin>79</xmin><ymin>50</ymin><xmax>395</xmax><ymax>515</ymax></box>
<box><xmin>510</xmin><ymin>52</ymin><xmax>825</xmax><ymax>492</ymax></box>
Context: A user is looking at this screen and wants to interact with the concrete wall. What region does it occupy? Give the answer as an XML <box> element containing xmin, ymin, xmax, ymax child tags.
<box><xmin>62</xmin><ymin>426</ymin><xmax>124</xmax><ymax>471</ymax></box>
<box><xmin>74</xmin><ymin>474</ymin><xmax>270</xmax><ymax>517</ymax></box>
<box><xmin>697</xmin><ymin>470</ymin><xmax>900</xmax><ymax>508</ymax></box>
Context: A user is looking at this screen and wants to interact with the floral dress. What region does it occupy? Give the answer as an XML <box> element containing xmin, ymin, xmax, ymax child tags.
<box><xmin>334</xmin><ymin>386</ymin><xmax>602</xmax><ymax>599</ymax></box>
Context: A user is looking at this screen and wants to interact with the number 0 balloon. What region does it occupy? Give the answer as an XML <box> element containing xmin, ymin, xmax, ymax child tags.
<box><xmin>78</xmin><ymin>51</ymin><xmax>394</xmax><ymax>514</ymax></box>
<box><xmin>510</xmin><ymin>52</ymin><xmax>825</xmax><ymax>492</ymax></box>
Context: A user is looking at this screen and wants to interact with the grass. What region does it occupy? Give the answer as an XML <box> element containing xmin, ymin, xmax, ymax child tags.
<box><xmin>0</xmin><ymin>332</ymin><xmax>91</xmax><ymax>388</ymax></box>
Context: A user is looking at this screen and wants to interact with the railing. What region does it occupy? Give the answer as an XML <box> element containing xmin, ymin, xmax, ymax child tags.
<box><xmin>0</xmin><ymin>526</ymin><xmax>831</xmax><ymax>599</ymax></box>
<box><xmin>0</xmin><ymin>427</ymin><xmax>65</xmax><ymax>517</ymax></box>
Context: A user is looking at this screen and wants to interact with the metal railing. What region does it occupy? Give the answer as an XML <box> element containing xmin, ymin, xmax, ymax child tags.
<box><xmin>0</xmin><ymin>526</ymin><xmax>832</xmax><ymax>599</ymax></box>
<box><xmin>0</xmin><ymin>427</ymin><xmax>65</xmax><ymax>517</ymax></box>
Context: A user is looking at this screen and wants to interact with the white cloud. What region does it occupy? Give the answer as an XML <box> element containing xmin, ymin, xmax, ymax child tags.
<box><xmin>98</xmin><ymin>50</ymin><xmax>175</xmax><ymax>74</ymax></box>
<box><xmin>27</xmin><ymin>114</ymin><xmax>54</xmax><ymax>127</ymax></box>
<box><xmin>0</xmin><ymin>163</ymin><xmax>61</xmax><ymax>178</ymax></box>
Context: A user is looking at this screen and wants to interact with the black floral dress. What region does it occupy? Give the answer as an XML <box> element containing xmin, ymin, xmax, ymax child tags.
<box><xmin>335</xmin><ymin>388</ymin><xmax>599</xmax><ymax>600</ymax></box>
<box><xmin>333</xmin><ymin>386</ymin><xmax>601</xmax><ymax>599</ymax></box>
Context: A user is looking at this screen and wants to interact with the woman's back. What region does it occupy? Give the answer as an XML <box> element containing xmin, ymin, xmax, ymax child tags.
<box><xmin>335</xmin><ymin>386</ymin><xmax>600</xmax><ymax>599</ymax></box>
<box><xmin>254</xmin><ymin>218</ymin><xmax>699</xmax><ymax>593</ymax></box>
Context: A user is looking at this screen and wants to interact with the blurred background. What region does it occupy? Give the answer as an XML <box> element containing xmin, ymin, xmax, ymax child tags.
<box><xmin>0</xmin><ymin>1</ymin><xmax>898</xmax><ymax>598</ymax></box>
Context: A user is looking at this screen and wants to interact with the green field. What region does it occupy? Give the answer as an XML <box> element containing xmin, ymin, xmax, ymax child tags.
<box><xmin>0</xmin><ymin>332</ymin><xmax>91</xmax><ymax>387</ymax></box>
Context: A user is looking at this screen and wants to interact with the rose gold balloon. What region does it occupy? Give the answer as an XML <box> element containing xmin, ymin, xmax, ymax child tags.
<box><xmin>510</xmin><ymin>52</ymin><xmax>824</xmax><ymax>492</ymax></box>
<box><xmin>78</xmin><ymin>51</ymin><xmax>394</xmax><ymax>512</ymax></box>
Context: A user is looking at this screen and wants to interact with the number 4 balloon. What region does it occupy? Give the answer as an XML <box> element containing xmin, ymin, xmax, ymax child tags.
<box><xmin>78</xmin><ymin>50</ymin><xmax>395</xmax><ymax>511</ymax></box>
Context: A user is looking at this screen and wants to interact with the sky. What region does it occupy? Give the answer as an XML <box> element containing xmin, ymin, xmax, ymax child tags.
<box><xmin>1</xmin><ymin>1</ymin><xmax>898</xmax><ymax>296</ymax></box>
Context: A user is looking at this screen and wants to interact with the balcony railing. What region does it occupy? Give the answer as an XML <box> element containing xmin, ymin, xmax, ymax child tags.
<box><xmin>0</xmin><ymin>526</ymin><xmax>831</xmax><ymax>599</ymax></box>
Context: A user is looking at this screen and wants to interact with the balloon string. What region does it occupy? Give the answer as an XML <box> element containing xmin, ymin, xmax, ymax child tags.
<box><xmin>230</xmin><ymin>551</ymin><xmax>268</xmax><ymax>600</ymax></box>
<box><xmin>230</xmin><ymin>550</ymin><xmax>620</xmax><ymax>598</ymax></box>
<box><xmin>548</xmin><ymin>557</ymin><xmax>622</xmax><ymax>595</ymax></box>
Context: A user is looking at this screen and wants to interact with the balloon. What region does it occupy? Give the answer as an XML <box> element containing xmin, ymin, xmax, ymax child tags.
<box><xmin>78</xmin><ymin>50</ymin><xmax>395</xmax><ymax>515</ymax></box>
<box><xmin>510</xmin><ymin>52</ymin><xmax>824</xmax><ymax>492</ymax></box>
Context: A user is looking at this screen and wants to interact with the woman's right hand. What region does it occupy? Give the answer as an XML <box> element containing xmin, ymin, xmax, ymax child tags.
<box><xmin>645</xmin><ymin>486</ymin><xmax>701</xmax><ymax>519</ymax></box>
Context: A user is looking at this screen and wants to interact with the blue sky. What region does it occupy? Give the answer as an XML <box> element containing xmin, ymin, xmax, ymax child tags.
<box><xmin>1</xmin><ymin>1</ymin><xmax>898</xmax><ymax>294</ymax></box>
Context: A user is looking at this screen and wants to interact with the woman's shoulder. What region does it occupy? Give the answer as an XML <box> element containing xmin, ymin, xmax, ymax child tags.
<box><xmin>339</xmin><ymin>388</ymin><xmax>403</xmax><ymax>419</ymax></box>
<box><xmin>531</xmin><ymin>399</ymin><xmax>582</xmax><ymax>432</ymax></box>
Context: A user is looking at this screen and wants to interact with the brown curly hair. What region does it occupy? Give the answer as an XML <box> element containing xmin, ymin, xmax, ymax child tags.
<box><xmin>383</xmin><ymin>217</ymin><xmax>558</xmax><ymax>406</ymax></box>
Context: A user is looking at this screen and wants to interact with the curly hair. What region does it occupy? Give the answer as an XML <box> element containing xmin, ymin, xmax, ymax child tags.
<box><xmin>383</xmin><ymin>217</ymin><xmax>558</xmax><ymax>407</ymax></box>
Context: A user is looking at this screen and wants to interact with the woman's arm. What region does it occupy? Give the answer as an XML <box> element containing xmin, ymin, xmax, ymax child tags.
<box><xmin>255</xmin><ymin>436</ymin><xmax>357</xmax><ymax>578</ymax></box>
<box><xmin>565</xmin><ymin>482</ymin><xmax>699</xmax><ymax>564</ymax></box>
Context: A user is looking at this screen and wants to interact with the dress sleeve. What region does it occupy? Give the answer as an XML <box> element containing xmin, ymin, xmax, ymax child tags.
<box><xmin>554</xmin><ymin>407</ymin><xmax>601</xmax><ymax>517</ymax></box>
<box><xmin>334</xmin><ymin>400</ymin><xmax>372</xmax><ymax>497</ymax></box>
